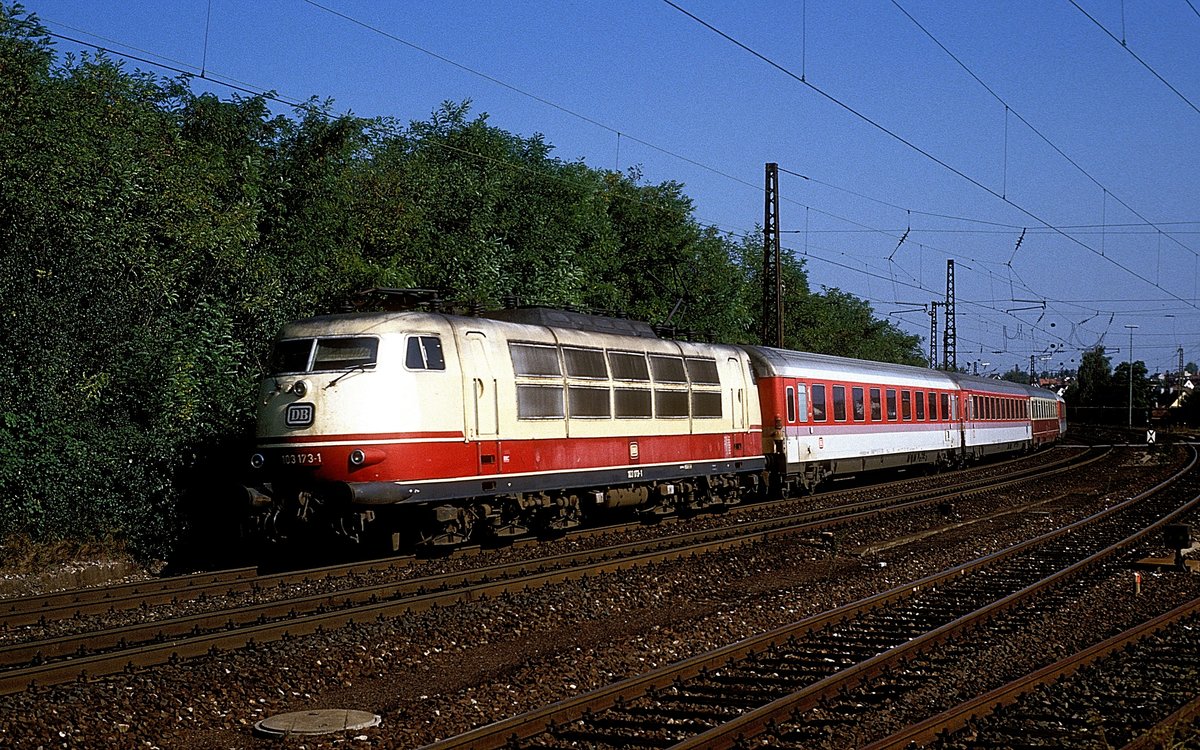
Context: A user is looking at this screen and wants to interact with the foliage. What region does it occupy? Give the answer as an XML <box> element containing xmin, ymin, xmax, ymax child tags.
<box><xmin>1177</xmin><ymin>389</ymin><xmax>1200</xmax><ymax>427</ymax></box>
<box><xmin>1000</xmin><ymin>366</ymin><xmax>1029</xmax><ymax>384</ymax></box>
<box><xmin>1065</xmin><ymin>348</ymin><xmax>1113</xmax><ymax>407</ymax></box>
<box><xmin>1063</xmin><ymin>346</ymin><xmax>1153</xmax><ymax>425</ymax></box>
<box><xmin>0</xmin><ymin>4</ymin><xmax>933</xmax><ymax>558</ymax></box>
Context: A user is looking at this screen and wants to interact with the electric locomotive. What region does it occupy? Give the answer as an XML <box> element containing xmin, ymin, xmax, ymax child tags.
<box><xmin>247</xmin><ymin>306</ymin><xmax>765</xmax><ymax>548</ymax></box>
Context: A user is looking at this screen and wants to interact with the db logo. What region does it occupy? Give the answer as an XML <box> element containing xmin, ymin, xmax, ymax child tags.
<box><xmin>285</xmin><ymin>403</ymin><xmax>315</xmax><ymax>428</ymax></box>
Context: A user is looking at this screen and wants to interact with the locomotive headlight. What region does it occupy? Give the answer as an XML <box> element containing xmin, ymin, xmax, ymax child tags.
<box><xmin>250</xmin><ymin>453</ymin><xmax>266</xmax><ymax>470</ymax></box>
<box><xmin>289</xmin><ymin>380</ymin><xmax>308</xmax><ymax>397</ymax></box>
<box><xmin>347</xmin><ymin>448</ymin><xmax>386</xmax><ymax>468</ymax></box>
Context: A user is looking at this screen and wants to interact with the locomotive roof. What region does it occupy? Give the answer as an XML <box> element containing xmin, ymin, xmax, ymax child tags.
<box><xmin>275</xmin><ymin>309</ymin><xmax>744</xmax><ymax>358</ymax></box>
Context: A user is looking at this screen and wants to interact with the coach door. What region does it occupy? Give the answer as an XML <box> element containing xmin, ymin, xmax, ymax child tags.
<box><xmin>463</xmin><ymin>331</ymin><xmax>500</xmax><ymax>475</ymax></box>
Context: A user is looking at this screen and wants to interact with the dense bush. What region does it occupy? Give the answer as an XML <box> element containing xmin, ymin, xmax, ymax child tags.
<box><xmin>0</xmin><ymin>4</ymin><xmax>922</xmax><ymax>559</ymax></box>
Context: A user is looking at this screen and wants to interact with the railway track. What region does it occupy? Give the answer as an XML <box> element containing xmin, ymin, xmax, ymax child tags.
<box><xmin>0</xmin><ymin>448</ymin><xmax>1105</xmax><ymax>696</ymax></box>
<box><xmin>866</xmin><ymin>596</ymin><xmax>1200</xmax><ymax>750</ymax></box>
<box><xmin>417</xmin><ymin>445</ymin><xmax>1199</xmax><ymax>750</ymax></box>
<box><xmin>0</xmin><ymin>446</ymin><xmax>1087</xmax><ymax>632</ymax></box>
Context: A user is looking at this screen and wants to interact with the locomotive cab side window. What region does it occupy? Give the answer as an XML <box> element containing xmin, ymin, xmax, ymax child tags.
<box><xmin>404</xmin><ymin>336</ymin><xmax>443</xmax><ymax>371</ymax></box>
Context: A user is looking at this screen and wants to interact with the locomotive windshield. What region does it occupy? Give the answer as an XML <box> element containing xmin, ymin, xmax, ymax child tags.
<box><xmin>269</xmin><ymin>337</ymin><xmax>379</xmax><ymax>374</ymax></box>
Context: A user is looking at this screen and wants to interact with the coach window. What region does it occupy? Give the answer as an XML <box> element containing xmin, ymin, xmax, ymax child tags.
<box><xmin>811</xmin><ymin>384</ymin><xmax>827</xmax><ymax>421</ymax></box>
<box><xmin>786</xmin><ymin>386</ymin><xmax>797</xmax><ymax>422</ymax></box>
<box><xmin>870</xmin><ymin>388</ymin><xmax>882</xmax><ymax>421</ymax></box>
<box><xmin>915</xmin><ymin>391</ymin><xmax>926</xmax><ymax>421</ymax></box>
<box><xmin>852</xmin><ymin>386</ymin><xmax>865</xmax><ymax>421</ymax></box>
<box><xmin>796</xmin><ymin>385</ymin><xmax>808</xmax><ymax>422</ymax></box>
<box><xmin>832</xmin><ymin>385</ymin><xmax>847</xmax><ymax>421</ymax></box>
<box><xmin>886</xmin><ymin>389</ymin><xmax>897</xmax><ymax>421</ymax></box>
<box><xmin>901</xmin><ymin>391</ymin><xmax>912</xmax><ymax>421</ymax></box>
<box><xmin>928</xmin><ymin>392</ymin><xmax>938</xmax><ymax>421</ymax></box>
<box><xmin>941</xmin><ymin>393</ymin><xmax>951</xmax><ymax>420</ymax></box>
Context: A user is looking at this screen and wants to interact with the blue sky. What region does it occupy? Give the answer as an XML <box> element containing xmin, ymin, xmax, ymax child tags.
<box><xmin>22</xmin><ymin>1</ymin><xmax>1200</xmax><ymax>377</ymax></box>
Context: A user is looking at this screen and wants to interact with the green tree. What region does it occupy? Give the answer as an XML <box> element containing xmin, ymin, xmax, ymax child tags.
<box><xmin>1000</xmin><ymin>366</ymin><xmax>1029</xmax><ymax>384</ymax></box>
<box><xmin>1112</xmin><ymin>359</ymin><xmax>1150</xmax><ymax>417</ymax></box>
<box><xmin>1066</xmin><ymin>347</ymin><xmax>1112</xmax><ymax>407</ymax></box>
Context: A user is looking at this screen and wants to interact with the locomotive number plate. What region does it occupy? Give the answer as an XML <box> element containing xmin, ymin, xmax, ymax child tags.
<box><xmin>280</xmin><ymin>452</ymin><xmax>322</xmax><ymax>466</ymax></box>
<box><xmin>285</xmin><ymin>402</ymin><xmax>315</xmax><ymax>428</ymax></box>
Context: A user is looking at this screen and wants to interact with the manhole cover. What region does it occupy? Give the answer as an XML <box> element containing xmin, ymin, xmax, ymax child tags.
<box><xmin>254</xmin><ymin>708</ymin><xmax>381</xmax><ymax>737</ymax></box>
